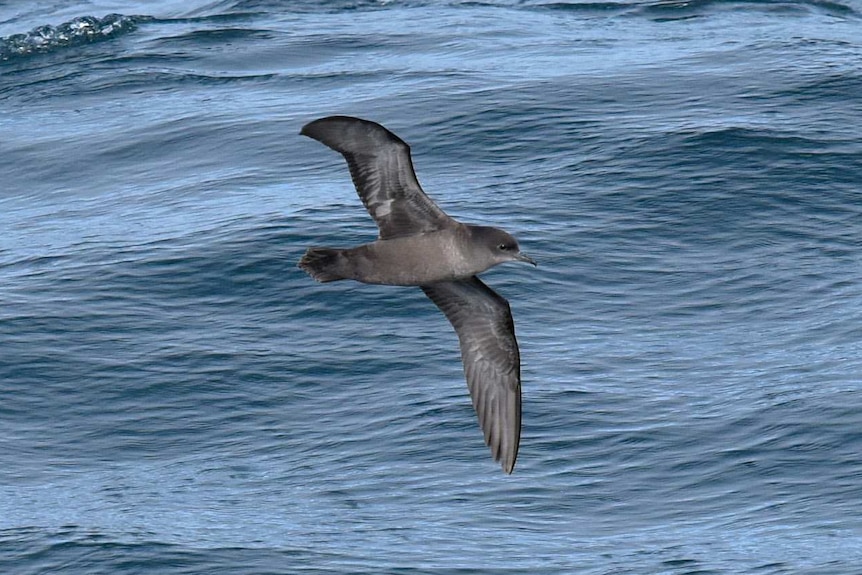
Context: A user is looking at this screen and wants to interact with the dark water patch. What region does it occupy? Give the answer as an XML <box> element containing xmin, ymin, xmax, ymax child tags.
<box><xmin>777</xmin><ymin>70</ymin><xmax>862</xmax><ymax>104</ymax></box>
<box><xmin>637</xmin><ymin>0</ymin><xmax>858</xmax><ymax>21</ymax></box>
<box><xmin>515</xmin><ymin>1</ymin><xmax>637</xmax><ymax>17</ymax></box>
<box><xmin>0</xmin><ymin>525</ymin><xmax>349</xmax><ymax>575</ymax></box>
<box><xmin>212</xmin><ymin>0</ymin><xmax>425</xmax><ymax>15</ymax></box>
<box><xmin>154</xmin><ymin>27</ymin><xmax>276</xmax><ymax>46</ymax></box>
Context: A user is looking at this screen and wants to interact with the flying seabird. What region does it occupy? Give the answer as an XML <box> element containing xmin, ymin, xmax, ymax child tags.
<box><xmin>298</xmin><ymin>116</ymin><xmax>535</xmax><ymax>473</ymax></box>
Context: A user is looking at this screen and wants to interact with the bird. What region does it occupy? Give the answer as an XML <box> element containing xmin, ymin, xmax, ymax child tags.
<box><xmin>298</xmin><ymin>116</ymin><xmax>535</xmax><ymax>473</ymax></box>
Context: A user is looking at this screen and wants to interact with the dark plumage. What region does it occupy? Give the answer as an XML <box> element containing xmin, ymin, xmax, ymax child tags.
<box><xmin>298</xmin><ymin>116</ymin><xmax>535</xmax><ymax>473</ymax></box>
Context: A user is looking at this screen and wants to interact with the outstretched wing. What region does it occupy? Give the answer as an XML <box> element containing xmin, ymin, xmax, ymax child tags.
<box><xmin>421</xmin><ymin>277</ymin><xmax>522</xmax><ymax>474</ymax></box>
<box><xmin>301</xmin><ymin>116</ymin><xmax>455</xmax><ymax>239</ymax></box>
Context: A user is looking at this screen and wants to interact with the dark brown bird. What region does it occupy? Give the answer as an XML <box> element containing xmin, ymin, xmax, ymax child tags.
<box><xmin>299</xmin><ymin>116</ymin><xmax>534</xmax><ymax>473</ymax></box>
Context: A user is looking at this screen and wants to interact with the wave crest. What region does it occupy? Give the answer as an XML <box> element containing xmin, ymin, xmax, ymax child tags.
<box><xmin>0</xmin><ymin>14</ymin><xmax>140</xmax><ymax>62</ymax></box>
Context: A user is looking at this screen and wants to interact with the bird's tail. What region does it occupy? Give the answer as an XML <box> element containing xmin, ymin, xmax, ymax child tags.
<box><xmin>298</xmin><ymin>248</ymin><xmax>349</xmax><ymax>282</ymax></box>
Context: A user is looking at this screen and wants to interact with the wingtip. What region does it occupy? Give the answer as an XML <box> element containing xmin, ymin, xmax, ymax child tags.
<box><xmin>299</xmin><ymin>117</ymin><xmax>331</xmax><ymax>138</ymax></box>
<box><xmin>493</xmin><ymin>441</ymin><xmax>518</xmax><ymax>474</ymax></box>
<box><xmin>501</xmin><ymin>449</ymin><xmax>518</xmax><ymax>474</ymax></box>
<box><xmin>299</xmin><ymin>115</ymin><xmax>409</xmax><ymax>153</ymax></box>
<box><xmin>300</xmin><ymin>115</ymin><xmax>358</xmax><ymax>136</ymax></box>
<box><xmin>298</xmin><ymin>117</ymin><xmax>322</xmax><ymax>139</ymax></box>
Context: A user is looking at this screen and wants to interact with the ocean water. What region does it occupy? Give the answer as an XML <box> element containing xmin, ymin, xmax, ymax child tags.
<box><xmin>2</xmin><ymin>0</ymin><xmax>862</xmax><ymax>573</ymax></box>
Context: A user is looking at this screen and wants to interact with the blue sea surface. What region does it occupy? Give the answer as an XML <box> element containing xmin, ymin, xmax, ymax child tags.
<box><xmin>2</xmin><ymin>1</ymin><xmax>862</xmax><ymax>573</ymax></box>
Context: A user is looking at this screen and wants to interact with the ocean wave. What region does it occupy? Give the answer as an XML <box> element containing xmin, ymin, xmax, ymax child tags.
<box><xmin>0</xmin><ymin>14</ymin><xmax>143</xmax><ymax>62</ymax></box>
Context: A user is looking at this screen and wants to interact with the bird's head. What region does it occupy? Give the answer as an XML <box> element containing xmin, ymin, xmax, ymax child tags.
<box><xmin>471</xmin><ymin>226</ymin><xmax>536</xmax><ymax>267</ymax></box>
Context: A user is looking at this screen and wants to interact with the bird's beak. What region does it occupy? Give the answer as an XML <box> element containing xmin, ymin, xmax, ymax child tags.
<box><xmin>515</xmin><ymin>252</ymin><xmax>537</xmax><ymax>266</ymax></box>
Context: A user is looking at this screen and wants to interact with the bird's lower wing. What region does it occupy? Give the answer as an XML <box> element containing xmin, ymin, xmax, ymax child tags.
<box><xmin>421</xmin><ymin>277</ymin><xmax>522</xmax><ymax>473</ymax></box>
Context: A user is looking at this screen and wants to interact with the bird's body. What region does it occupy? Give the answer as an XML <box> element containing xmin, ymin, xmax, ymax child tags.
<box><xmin>298</xmin><ymin>116</ymin><xmax>534</xmax><ymax>473</ymax></box>
<box><xmin>303</xmin><ymin>224</ymin><xmax>523</xmax><ymax>286</ymax></box>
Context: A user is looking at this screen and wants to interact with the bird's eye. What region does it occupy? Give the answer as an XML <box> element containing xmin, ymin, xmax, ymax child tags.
<box><xmin>498</xmin><ymin>243</ymin><xmax>511</xmax><ymax>251</ymax></box>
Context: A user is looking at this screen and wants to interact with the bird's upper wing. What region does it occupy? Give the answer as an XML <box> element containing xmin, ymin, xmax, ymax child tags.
<box><xmin>421</xmin><ymin>276</ymin><xmax>522</xmax><ymax>474</ymax></box>
<box><xmin>301</xmin><ymin>116</ymin><xmax>456</xmax><ymax>239</ymax></box>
